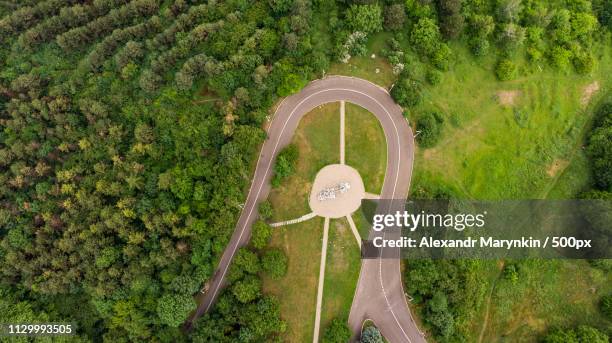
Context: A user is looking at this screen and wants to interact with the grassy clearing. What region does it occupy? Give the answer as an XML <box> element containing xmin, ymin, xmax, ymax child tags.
<box><xmin>329</xmin><ymin>33</ymin><xmax>395</xmax><ymax>88</ymax></box>
<box><xmin>410</xmin><ymin>43</ymin><xmax>612</xmax><ymax>200</ymax></box>
<box><xmin>481</xmin><ymin>259</ymin><xmax>612</xmax><ymax>342</ymax></box>
<box><xmin>262</xmin><ymin>218</ymin><xmax>323</xmax><ymax>343</ymax></box>
<box><xmin>345</xmin><ymin>103</ymin><xmax>387</xmax><ymax>194</ymax></box>
<box><xmin>264</xmin><ymin>103</ymin><xmax>340</xmax><ymax>342</ymax></box>
<box><xmin>402</xmin><ymin>44</ymin><xmax>612</xmax><ymax>340</ymax></box>
<box><xmin>328</xmin><ymin>35</ymin><xmax>612</xmax><ymax>341</ymax></box>
<box><xmin>321</xmin><ymin>218</ymin><xmax>361</xmax><ymax>331</ymax></box>
<box><xmin>268</xmin><ymin>103</ymin><xmax>340</xmax><ymax>222</ymax></box>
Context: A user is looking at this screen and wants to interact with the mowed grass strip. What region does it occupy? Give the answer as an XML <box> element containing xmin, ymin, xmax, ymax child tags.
<box><xmin>345</xmin><ymin>103</ymin><xmax>387</xmax><ymax>194</ymax></box>
<box><xmin>262</xmin><ymin>218</ymin><xmax>323</xmax><ymax>343</ymax></box>
<box><xmin>320</xmin><ymin>218</ymin><xmax>361</xmax><ymax>331</ymax></box>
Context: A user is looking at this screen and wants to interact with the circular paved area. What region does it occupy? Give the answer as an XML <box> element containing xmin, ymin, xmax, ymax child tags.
<box><xmin>309</xmin><ymin>164</ymin><xmax>365</xmax><ymax>218</ymax></box>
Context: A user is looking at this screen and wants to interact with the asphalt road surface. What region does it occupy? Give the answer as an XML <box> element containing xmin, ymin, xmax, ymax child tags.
<box><xmin>184</xmin><ymin>76</ymin><xmax>425</xmax><ymax>343</ymax></box>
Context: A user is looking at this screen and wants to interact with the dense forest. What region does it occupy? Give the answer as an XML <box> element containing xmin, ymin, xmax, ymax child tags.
<box><xmin>0</xmin><ymin>0</ymin><xmax>611</xmax><ymax>342</ymax></box>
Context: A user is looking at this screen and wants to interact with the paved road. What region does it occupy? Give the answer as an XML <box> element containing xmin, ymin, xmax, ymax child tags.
<box><xmin>184</xmin><ymin>76</ymin><xmax>425</xmax><ymax>343</ymax></box>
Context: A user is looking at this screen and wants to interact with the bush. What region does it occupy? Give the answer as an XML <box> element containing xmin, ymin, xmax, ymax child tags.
<box><xmin>361</xmin><ymin>325</ymin><xmax>383</xmax><ymax>343</ymax></box>
<box><xmin>231</xmin><ymin>276</ymin><xmax>261</xmax><ymax>303</ymax></box>
<box><xmin>261</xmin><ymin>248</ymin><xmax>288</xmax><ymax>279</ymax></box>
<box><xmin>426</xmin><ymin>69</ymin><xmax>442</xmax><ymax>85</ymax></box>
<box><xmin>600</xmin><ymin>294</ymin><xmax>612</xmax><ymax>320</ymax></box>
<box><xmin>251</xmin><ymin>220</ymin><xmax>272</xmax><ymax>249</ymax></box>
<box><xmin>495</xmin><ymin>59</ymin><xmax>517</xmax><ymax>81</ymax></box>
<box><xmin>391</xmin><ymin>78</ymin><xmax>423</xmax><ymax>108</ymax></box>
<box><xmin>469</xmin><ymin>37</ymin><xmax>490</xmax><ymax>56</ymax></box>
<box><xmin>322</xmin><ymin>317</ymin><xmax>351</xmax><ymax>343</ymax></box>
<box><xmin>258</xmin><ymin>200</ymin><xmax>273</xmax><ymax>220</ymax></box>
<box><xmin>573</xmin><ymin>52</ymin><xmax>595</xmax><ymax>74</ymax></box>
<box><xmin>586</xmin><ymin>102</ymin><xmax>612</xmax><ymax>191</ymax></box>
<box><xmin>417</xmin><ymin>112</ymin><xmax>445</xmax><ymax>148</ymax></box>
<box><xmin>384</xmin><ymin>4</ymin><xmax>406</xmax><ymax>31</ymax></box>
<box><xmin>410</xmin><ymin>18</ymin><xmax>441</xmax><ymax>56</ymax></box>
<box><xmin>346</xmin><ymin>4</ymin><xmax>383</xmax><ymax>34</ymax></box>
<box><xmin>432</xmin><ymin>43</ymin><xmax>452</xmax><ymax>70</ymax></box>
<box><xmin>272</xmin><ymin>144</ymin><xmax>299</xmax><ymax>187</ymax></box>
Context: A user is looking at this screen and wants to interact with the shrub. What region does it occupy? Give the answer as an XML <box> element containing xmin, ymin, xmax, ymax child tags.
<box><xmin>258</xmin><ymin>200</ymin><xmax>273</xmax><ymax>220</ymax></box>
<box><xmin>272</xmin><ymin>144</ymin><xmax>299</xmax><ymax>187</ymax></box>
<box><xmin>261</xmin><ymin>248</ymin><xmax>288</xmax><ymax>279</ymax></box>
<box><xmin>361</xmin><ymin>325</ymin><xmax>384</xmax><ymax>343</ymax></box>
<box><xmin>391</xmin><ymin>78</ymin><xmax>423</xmax><ymax>108</ymax></box>
<box><xmin>346</xmin><ymin>4</ymin><xmax>383</xmax><ymax>34</ymax></box>
<box><xmin>384</xmin><ymin>4</ymin><xmax>406</xmax><ymax>31</ymax></box>
<box><xmin>251</xmin><ymin>220</ymin><xmax>272</xmax><ymax>249</ymax></box>
<box><xmin>426</xmin><ymin>69</ymin><xmax>442</xmax><ymax>85</ymax></box>
<box><xmin>432</xmin><ymin>43</ymin><xmax>451</xmax><ymax>70</ymax></box>
<box><xmin>469</xmin><ymin>37</ymin><xmax>490</xmax><ymax>56</ymax></box>
<box><xmin>322</xmin><ymin>317</ymin><xmax>351</xmax><ymax>343</ymax></box>
<box><xmin>550</xmin><ymin>45</ymin><xmax>573</xmax><ymax>70</ymax></box>
<box><xmin>417</xmin><ymin>112</ymin><xmax>445</xmax><ymax>148</ymax></box>
<box><xmin>410</xmin><ymin>18</ymin><xmax>441</xmax><ymax>56</ymax></box>
<box><xmin>573</xmin><ymin>52</ymin><xmax>595</xmax><ymax>74</ymax></box>
<box><xmin>495</xmin><ymin>59</ymin><xmax>517</xmax><ymax>81</ymax></box>
<box><xmin>600</xmin><ymin>294</ymin><xmax>612</xmax><ymax>320</ymax></box>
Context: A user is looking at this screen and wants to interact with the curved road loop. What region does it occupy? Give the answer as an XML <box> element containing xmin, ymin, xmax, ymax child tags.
<box><xmin>184</xmin><ymin>76</ymin><xmax>425</xmax><ymax>343</ymax></box>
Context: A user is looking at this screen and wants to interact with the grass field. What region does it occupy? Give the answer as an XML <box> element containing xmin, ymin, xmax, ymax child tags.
<box><xmin>321</xmin><ymin>218</ymin><xmax>361</xmax><ymax>330</ymax></box>
<box><xmin>345</xmin><ymin>103</ymin><xmax>387</xmax><ymax>194</ymax></box>
<box><xmin>264</xmin><ymin>103</ymin><xmax>339</xmax><ymax>342</ymax></box>
<box><xmin>326</xmin><ymin>34</ymin><xmax>612</xmax><ymax>341</ymax></box>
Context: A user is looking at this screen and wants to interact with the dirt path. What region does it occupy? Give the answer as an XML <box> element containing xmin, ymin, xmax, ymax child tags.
<box><xmin>478</xmin><ymin>262</ymin><xmax>505</xmax><ymax>343</ymax></box>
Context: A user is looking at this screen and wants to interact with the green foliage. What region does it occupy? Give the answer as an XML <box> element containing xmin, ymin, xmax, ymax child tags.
<box><xmin>272</xmin><ymin>144</ymin><xmax>299</xmax><ymax>187</ymax></box>
<box><xmin>261</xmin><ymin>248</ymin><xmax>288</xmax><ymax>279</ymax></box>
<box><xmin>495</xmin><ymin>59</ymin><xmax>517</xmax><ymax>81</ymax></box>
<box><xmin>503</xmin><ymin>263</ymin><xmax>519</xmax><ymax>284</ymax></box>
<box><xmin>232</xmin><ymin>276</ymin><xmax>262</xmax><ymax>303</ymax></box>
<box><xmin>258</xmin><ymin>200</ymin><xmax>274</xmax><ymax>220</ymax></box>
<box><xmin>384</xmin><ymin>4</ymin><xmax>406</xmax><ymax>31</ymax></box>
<box><xmin>586</xmin><ymin>102</ymin><xmax>612</xmax><ymax>191</ymax></box>
<box><xmin>322</xmin><ymin>317</ymin><xmax>351</xmax><ymax>343</ymax></box>
<box><xmin>405</xmin><ymin>259</ymin><xmax>486</xmax><ymax>341</ymax></box>
<box><xmin>346</xmin><ymin>4</ymin><xmax>383</xmax><ymax>34</ymax></box>
<box><xmin>361</xmin><ymin>325</ymin><xmax>384</xmax><ymax>343</ymax></box>
<box><xmin>251</xmin><ymin>220</ymin><xmax>273</xmax><ymax>249</ymax></box>
<box><xmin>277</xmin><ymin>73</ymin><xmax>307</xmax><ymax>96</ymax></box>
<box><xmin>391</xmin><ymin>77</ymin><xmax>423</xmax><ymax>108</ymax></box>
<box><xmin>542</xmin><ymin>325</ymin><xmax>609</xmax><ymax>343</ymax></box>
<box><xmin>156</xmin><ymin>294</ymin><xmax>195</xmax><ymax>327</ymax></box>
<box><xmin>438</xmin><ymin>0</ymin><xmax>464</xmax><ymax>39</ymax></box>
<box><xmin>410</xmin><ymin>18</ymin><xmax>442</xmax><ymax>56</ymax></box>
<box><xmin>0</xmin><ymin>0</ymin><xmax>320</xmax><ymax>340</ymax></box>
<box><xmin>416</xmin><ymin>111</ymin><xmax>445</xmax><ymax>148</ymax></box>
<box><xmin>600</xmin><ymin>294</ymin><xmax>612</xmax><ymax>319</ymax></box>
<box><xmin>426</xmin><ymin>69</ymin><xmax>442</xmax><ymax>85</ymax></box>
